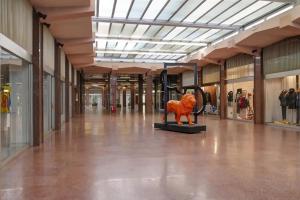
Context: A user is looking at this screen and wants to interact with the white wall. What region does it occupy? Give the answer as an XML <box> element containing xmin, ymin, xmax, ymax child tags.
<box><xmin>43</xmin><ymin>27</ymin><xmax>55</xmax><ymax>75</ymax></box>
<box><xmin>0</xmin><ymin>0</ymin><xmax>33</xmax><ymax>54</ymax></box>
<box><xmin>182</xmin><ymin>71</ymin><xmax>194</xmax><ymax>86</ymax></box>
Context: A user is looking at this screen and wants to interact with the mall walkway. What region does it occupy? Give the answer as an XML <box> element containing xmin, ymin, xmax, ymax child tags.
<box><xmin>0</xmin><ymin>112</ymin><xmax>300</xmax><ymax>200</ymax></box>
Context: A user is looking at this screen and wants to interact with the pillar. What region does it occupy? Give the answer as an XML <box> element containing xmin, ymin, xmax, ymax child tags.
<box><xmin>254</xmin><ymin>51</ymin><xmax>264</xmax><ymax>124</ymax></box>
<box><xmin>145</xmin><ymin>72</ymin><xmax>153</xmax><ymax>114</ymax></box>
<box><xmin>154</xmin><ymin>79</ymin><xmax>158</xmax><ymax>111</ymax></box>
<box><xmin>32</xmin><ymin>10</ymin><xmax>43</xmax><ymax>145</ymax></box>
<box><xmin>78</xmin><ymin>71</ymin><xmax>85</xmax><ymax>114</ymax></box>
<box><xmin>71</xmin><ymin>67</ymin><xmax>75</xmax><ymax>117</ymax></box>
<box><xmin>110</xmin><ymin>74</ymin><xmax>117</xmax><ymax>110</ymax></box>
<box><xmin>123</xmin><ymin>88</ymin><xmax>126</xmax><ymax>108</ymax></box>
<box><xmin>198</xmin><ymin>66</ymin><xmax>203</xmax><ymax>86</ymax></box>
<box><xmin>220</xmin><ymin>61</ymin><xmax>227</xmax><ymax>120</ymax></box>
<box><xmin>54</xmin><ymin>41</ymin><xmax>61</xmax><ymax>130</ymax></box>
<box><xmin>130</xmin><ymin>83</ymin><xmax>135</xmax><ymax>109</ymax></box>
<box><xmin>138</xmin><ymin>74</ymin><xmax>143</xmax><ymax>112</ymax></box>
<box><xmin>65</xmin><ymin>56</ymin><xmax>70</xmax><ymax>122</ymax></box>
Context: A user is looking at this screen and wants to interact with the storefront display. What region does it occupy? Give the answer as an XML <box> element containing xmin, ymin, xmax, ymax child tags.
<box><xmin>226</xmin><ymin>54</ymin><xmax>254</xmax><ymax>121</ymax></box>
<box><xmin>264</xmin><ymin>37</ymin><xmax>300</xmax><ymax>127</ymax></box>
<box><xmin>0</xmin><ymin>47</ymin><xmax>31</xmax><ymax>162</ymax></box>
<box><xmin>201</xmin><ymin>64</ymin><xmax>220</xmax><ymax>115</ymax></box>
<box><xmin>202</xmin><ymin>85</ymin><xmax>220</xmax><ymax>115</ymax></box>
<box><xmin>265</xmin><ymin>76</ymin><xmax>300</xmax><ymax>126</ymax></box>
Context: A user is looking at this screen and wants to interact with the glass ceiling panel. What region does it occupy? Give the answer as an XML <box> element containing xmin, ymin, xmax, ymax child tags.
<box><xmin>97</xmin><ymin>40</ymin><xmax>107</xmax><ymax>49</ymax></box>
<box><xmin>197</xmin><ymin>0</ymin><xmax>239</xmax><ymax>23</ymax></box>
<box><xmin>143</xmin><ymin>0</ymin><xmax>168</xmax><ymax>20</ymax></box>
<box><xmin>114</xmin><ymin>0</ymin><xmax>132</xmax><ymax>18</ymax></box>
<box><xmin>172</xmin><ymin>28</ymin><xmax>197</xmax><ymax>40</ymax></box>
<box><xmin>115</xmin><ymin>41</ymin><xmax>127</xmax><ymax>50</ymax></box>
<box><xmin>210</xmin><ymin>0</ymin><xmax>256</xmax><ymax>24</ymax></box>
<box><xmin>121</xmin><ymin>24</ymin><xmax>137</xmax><ymax>37</ymax></box>
<box><xmin>128</xmin><ymin>0</ymin><xmax>151</xmax><ymax>19</ymax></box>
<box><xmin>127</xmin><ymin>54</ymin><xmax>136</xmax><ymax>59</ymax></box>
<box><xmin>153</xmin><ymin>26</ymin><xmax>174</xmax><ymax>39</ymax></box>
<box><xmin>157</xmin><ymin>55</ymin><xmax>167</xmax><ymax>59</ymax></box>
<box><xmin>135</xmin><ymin>54</ymin><xmax>144</xmax><ymax>59</ymax></box>
<box><xmin>184</xmin><ymin>0</ymin><xmax>221</xmax><ymax>23</ymax></box>
<box><xmin>194</xmin><ymin>29</ymin><xmax>219</xmax><ymax>41</ymax></box>
<box><xmin>106</xmin><ymin>41</ymin><xmax>117</xmax><ymax>49</ymax></box>
<box><xmin>163</xmin><ymin>27</ymin><xmax>186</xmax><ymax>40</ymax></box>
<box><xmin>143</xmin><ymin>25</ymin><xmax>162</xmax><ymax>38</ymax></box>
<box><xmin>156</xmin><ymin>0</ymin><xmax>186</xmax><ymax>21</ymax></box>
<box><xmin>222</xmin><ymin>1</ymin><xmax>271</xmax><ymax>25</ymax></box>
<box><xmin>132</xmin><ymin>25</ymin><xmax>150</xmax><ymax>38</ymax></box>
<box><xmin>182</xmin><ymin>28</ymin><xmax>209</xmax><ymax>41</ymax></box>
<box><xmin>205</xmin><ymin>30</ymin><xmax>232</xmax><ymax>42</ymax></box>
<box><xmin>234</xmin><ymin>2</ymin><xmax>284</xmax><ymax>25</ymax></box>
<box><xmin>125</xmin><ymin>42</ymin><xmax>137</xmax><ymax>50</ymax></box>
<box><xmin>97</xmin><ymin>22</ymin><xmax>110</xmax><ymax>36</ymax></box>
<box><xmin>98</xmin><ymin>0</ymin><xmax>114</xmax><ymax>18</ymax></box>
<box><xmin>110</xmin><ymin>23</ymin><xmax>124</xmax><ymax>37</ymax></box>
<box><xmin>120</xmin><ymin>54</ymin><xmax>128</xmax><ymax>58</ymax></box>
<box><xmin>171</xmin><ymin>0</ymin><xmax>205</xmax><ymax>22</ymax></box>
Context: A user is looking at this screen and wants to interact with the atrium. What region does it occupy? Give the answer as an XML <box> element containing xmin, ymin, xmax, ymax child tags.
<box><xmin>1</xmin><ymin>0</ymin><xmax>300</xmax><ymax>199</ymax></box>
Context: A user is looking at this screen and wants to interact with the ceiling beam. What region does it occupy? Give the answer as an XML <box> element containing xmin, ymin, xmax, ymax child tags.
<box><xmin>92</xmin><ymin>17</ymin><xmax>240</xmax><ymax>30</ymax></box>
<box><xmin>95</xmin><ymin>36</ymin><xmax>208</xmax><ymax>45</ymax></box>
<box><xmin>95</xmin><ymin>49</ymin><xmax>186</xmax><ymax>56</ymax></box>
<box><xmin>268</xmin><ymin>0</ymin><xmax>295</xmax><ymax>3</ymax></box>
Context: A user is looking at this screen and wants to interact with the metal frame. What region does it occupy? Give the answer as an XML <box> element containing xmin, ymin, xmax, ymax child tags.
<box><xmin>162</xmin><ymin>62</ymin><xmax>205</xmax><ymax>125</ymax></box>
<box><xmin>94</xmin><ymin>0</ymin><xmax>292</xmax><ymax>62</ymax></box>
<box><xmin>92</xmin><ymin>17</ymin><xmax>239</xmax><ymax>30</ymax></box>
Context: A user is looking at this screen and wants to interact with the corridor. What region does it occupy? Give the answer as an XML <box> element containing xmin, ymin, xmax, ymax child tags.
<box><xmin>0</xmin><ymin>112</ymin><xmax>300</xmax><ymax>200</ymax></box>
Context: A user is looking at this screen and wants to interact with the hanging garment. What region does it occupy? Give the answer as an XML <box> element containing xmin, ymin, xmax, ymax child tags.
<box><xmin>238</xmin><ymin>96</ymin><xmax>249</xmax><ymax>109</ymax></box>
<box><xmin>285</xmin><ymin>88</ymin><xmax>297</xmax><ymax>109</ymax></box>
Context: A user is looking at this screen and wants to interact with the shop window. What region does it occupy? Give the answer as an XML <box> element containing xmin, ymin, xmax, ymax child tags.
<box><xmin>0</xmin><ymin>47</ymin><xmax>31</xmax><ymax>162</ymax></box>
<box><xmin>265</xmin><ymin>76</ymin><xmax>300</xmax><ymax>126</ymax></box>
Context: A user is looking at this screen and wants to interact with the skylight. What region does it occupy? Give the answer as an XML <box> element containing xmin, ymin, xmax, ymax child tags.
<box><xmin>184</xmin><ymin>0</ymin><xmax>221</xmax><ymax>23</ymax></box>
<box><xmin>98</xmin><ymin>0</ymin><xmax>114</xmax><ymax>18</ymax></box>
<box><xmin>143</xmin><ymin>0</ymin><xmax>168</xmax><ymax>20</ymax></box>
<box><xmin>222</xmin><ymin>1</ymin><xmax>271</xmax><ymax>25</ymax></box>
<box><xmin>114</xmin><ymin>0</ymin><xmax>132</xmax><ymax>18</ymax></box>
<box><xmin>94</xmin><ymin>0</ymin><xmax>293</xmax><ymax>62</ymax></box>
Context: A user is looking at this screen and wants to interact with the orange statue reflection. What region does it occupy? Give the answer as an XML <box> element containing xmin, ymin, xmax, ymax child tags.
<box><xmin>164</xmin><ymin>93</ymin><xmax>196</xmax><ymax>126</ymax></box>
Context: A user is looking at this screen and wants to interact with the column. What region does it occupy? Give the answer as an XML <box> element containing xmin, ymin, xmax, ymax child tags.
<box><xmin>198</xmin><ymin>66</ymin><xmax>203</xmax><ymax>86</ymax></box>
<box><xmin>138</xmin><ymin>74</ymin><xmax>143</xmax><ymax>112</ymax></box>
<box><xmin>154</xmin><ymin>78</ymin><xmax>158</xmax><ymax>111</ymax></box>
<box><xmin>220</xmin><ymin>61</ymin><xmax>227</xmax><ymax>120</ymax></box>
<box><xmin>130</xmin><ymin>83</ymin><xmax>135</xmax><ymax>110</ymax></box>
<box><xmin>65</xmin><ymin>56</ymin><xmax>70</xmax><ymax>122</ymax></box>
<box><xmin>54</xmin><ymin>41</ymin><xmax>61</xmax><ymax>130</ymax></box>
<box><xmin>79</xmin><ymin>71</ymin><xmax>85</xmax><ymax>114</ymax></box>
<box><xmin>71</xmin><ymin>67</ymin><xmax>75</xmax><ymax>117</ymax></box>
<box><xmin>32</xmin><ymin>10</ymin><xmax>43</xmax><ymax>145</ymax></box>
<box><xmin>122</xmin><ymin>88</ymin><xmax>126</xmax><ymax>108</ymax></box>
<box><xmin>145</xmin><ymin>72</ymin><xmax>153</xmax><ymax>114</ymax></box>
<box><xmin>110</xmin><ymin>74</ymin><xmax>117</xmax><ymax>111</ymax></box>
<box><xmin>254</xmin><ymin>51</ymin><xmax>264</xmax><ymax>124</ymax></box>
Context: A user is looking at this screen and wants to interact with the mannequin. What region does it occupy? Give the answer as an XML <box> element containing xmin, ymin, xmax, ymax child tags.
<box><xmin>279</xmin><ymin>89</ymin><xmax>288</xmax><ymax>120</ymax></box>
<box><xmin>297</xmin><ymin>89</ymin><xmax>300</xmax><ymax>124</ymax></box>
<box><xmin>227</xmin><ymin>91</ymin><xmax>233</xmax><ymax>106</ymax></box>
<box><xmin>286</xmin><ymin>88</ymin><xmax>297</xmax><ymax>124</ymax></box>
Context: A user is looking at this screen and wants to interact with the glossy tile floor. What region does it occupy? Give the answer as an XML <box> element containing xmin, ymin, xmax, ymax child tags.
<box><xmin>1</xmin><ymin>111</ymin><xmax>300</xmax><ymax>200</ymax></box>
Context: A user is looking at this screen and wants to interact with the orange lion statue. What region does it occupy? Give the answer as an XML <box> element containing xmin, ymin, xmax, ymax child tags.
<box><xmin>164</xmin><ymin>93</ymin><xmax>196</xmax><ymax>126</ymax></box>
